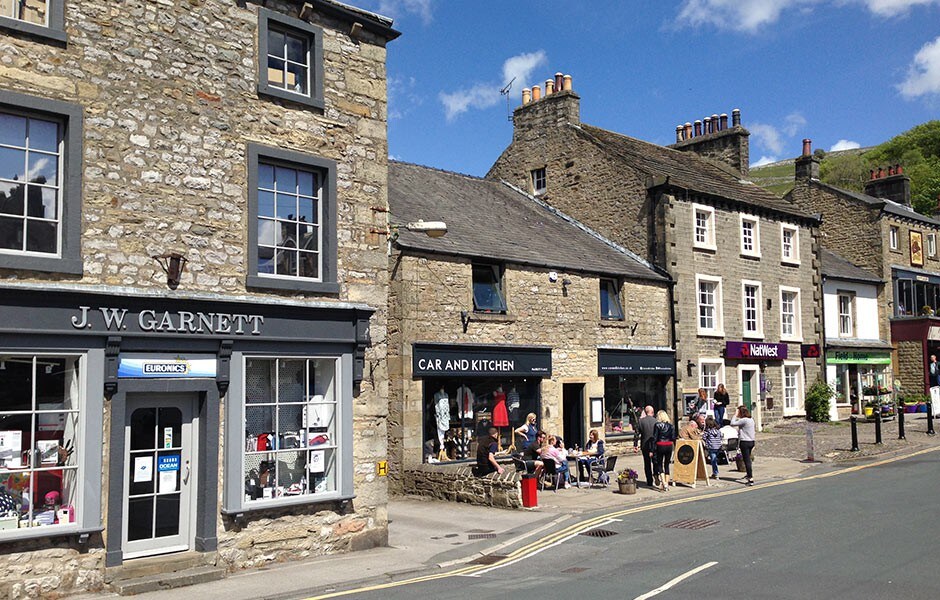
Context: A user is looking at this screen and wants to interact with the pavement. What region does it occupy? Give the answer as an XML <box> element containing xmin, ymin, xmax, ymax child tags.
<box><xmin>77</xmin><ymin>416</ymin><xmax>940</xmax><ymax>600</ymax></box>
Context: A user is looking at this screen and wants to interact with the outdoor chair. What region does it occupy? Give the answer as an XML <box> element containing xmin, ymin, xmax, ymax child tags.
<box><xmin>541</xmin><ymin>459</ymin><xmax>562</xmax><ymax>492</ymax></box>
<box><xmin>721</xmin><ymin>437</ymin><xmax>739</xmax><ymax>465</ymax></box>
<box><xmin>590</xmin><ymin>455</ymin><xmax>617</xmax><ymax>487</ymax></box>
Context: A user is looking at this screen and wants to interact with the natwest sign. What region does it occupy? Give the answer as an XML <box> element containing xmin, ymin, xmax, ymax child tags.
<box><xmin>725</xmin><ymin>341</ymin><xmax>788</xmax><ymax>360</ymax></box>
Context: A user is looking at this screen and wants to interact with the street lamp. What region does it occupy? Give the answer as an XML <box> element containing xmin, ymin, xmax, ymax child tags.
<box><xmin>392</xmin><ymin>220</ymin><xmax>448</xmax><ymax>240</ymax></box>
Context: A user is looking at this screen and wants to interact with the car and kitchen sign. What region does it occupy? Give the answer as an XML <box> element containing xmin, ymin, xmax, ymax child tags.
<box><xmin>412</xmin><ymin>344</ymin><xmax>552</xmax><ymax>377</ymax></box>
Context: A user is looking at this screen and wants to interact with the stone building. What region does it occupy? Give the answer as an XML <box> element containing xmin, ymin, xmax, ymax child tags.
<box><xmin>387</xmin><ymin>161</ymin><xmax>673</xmax><ymax>500</ymax></box>
<box><xmin>786</xmin><ymin>141</ymin><xmax>940</xmax><ymax>394</ymax></box>
<box><xmin>488</xmin><ymin>74</ymin><xmax>823</xmax><ymax>428</ymax></box>
<box><xmin>820</xmin><ymin>249</ymin><xmax>892</xmax><ymax>420</ymax></box>
<box><xmin>0</xmin><ymin>0</ymin><xmax>397</xmax><ymax>595</ymax></box>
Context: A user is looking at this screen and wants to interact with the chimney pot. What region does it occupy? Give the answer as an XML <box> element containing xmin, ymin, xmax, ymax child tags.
<box><xmin>684</xmin><ymin>122</ymin><xmax>692</xmax><ymax>139</ymax></box>
<box><xmin>888</xmin><ymin>165</ymin><xmax>895</xmax><ymax>176</ymax></box>
<box><xmin>719</xmin><ymin>113</ymin><xmax>728</xmax><ymax>130</ymax></box>
<box><xmin>897</xmin><ymin>164</ymin><xmax>904</xmax><ymax>175</ymax></box>
<box><xmin>704</xmin><ymin>117</ymin><xmax>712</xmax><ymax>134</ymax></box>
<box><xmin>870</xmin><ymin>169</ymin><xmax>875</xmax><ymax>180</ymax></box>
<box><xmin>554</xmin><ymin>72</ymin><xmax>564</xmax><ymax>92</ymax></box>
<box><xmin>545</xmin><ymin>79</ymin><xmax>554</xmax><ymax>95</ymax></box>
<box><xmin>801</xmin><ymin>139</ymin><xmax>812</xmax><ymax>157</ymax></box>
<box><xmin>532</xmin><ymin>84</ymin><xmax>541</xmax><ymax>101</ymax></box>
<box><xmin>732</xmin><ymin>108</ymin><xmax>741</xmax><ymax>127</ymax></box>
<box><xmin>522</xmin><ymin>88</ymin><xmax>531</xmax><ymax>105</ymax></box>
<box><xmin>676</xmin><ymin>125</ymin><xmax>684</xmax><ymax>143</ymax></box>
<box><xmin>878</xmin><ymin>167</ymin><xmax>885</xmax><ymax>178</ymax></box>
<box><xmin>693</xmin><ymin>120</ymin><xmax>702</xmax><ymax>137</ymax></box>
<box><xmin>562</xmin><ymin>74</ymin><xmax>572</xmax><ymax>91</ymax></box>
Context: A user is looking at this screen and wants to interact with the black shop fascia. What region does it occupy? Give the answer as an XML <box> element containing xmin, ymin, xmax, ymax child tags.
<box><xmin>412</xmin><ymin>343</ymin><xmax>551</xmax><ymax>464</ymax></box>
<box><xmin>597</xmin><ymin>347</ymin><xmax>675</xmax><ymax>437</ymax></box>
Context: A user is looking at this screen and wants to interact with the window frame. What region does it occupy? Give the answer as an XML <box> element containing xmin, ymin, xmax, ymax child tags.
<box><xmin>889</xmin><ymin>225</ymin><xmax>899</xmax><ymax>251</ymax></box>
<box><xmin>928</xmin><ymin>233</ymin><xmax>937</xmax><ymax>258</ymax></box>
<box><xmin>741</xmin><ymin>280</ymin><xmax>764</xmax><ymax>339</ymax></box>
<box><xmin>257</xmin><ymin>7</ymin><xmax>325</xmax><ymax>110</ymax></box>
<box><xmin>599</xmin><ymin>277</ymin><xmax>625</xmax><ymax>321</ymax></box>
<box><xmin>0</xmin><ymin>0</ymin><xmax>66</xmax><ymax>44</ymax></box>
<box><xmin>530</xmin><ymin>167</ymin><xmax>546</xmax><ymax>196</ymax></box>
<box><xmin>0</xmin><ymin>90</ymin><xmax>82</xmax><ymax>275</ymax></box>
<box><xmin>837</xmin><ymin>290</ymin><xmax>856</xmax><ymax>338</ymax></box>
<box><xmin>782</xmin><ymin>361</ymin><xmax>805</xmax><ymax>416</ymax></box>
<box><xmin>246</xmin><ymin>143</ymin><xmax>338</xmax><ymax>294</ymax></box>
<box><xmin>695</xmin><ymin>274</ymin><xmax>724</xmax><ymax>337</ymax></box>
<box><xmin>699</xmin><ymin>359</ymin><xmax>724</xmax><ymax>399</ymax></box>
<box><xmin>471</xmin><ymin>263</ymin><xmax>508</xmax><ymax>314</ymax></box>
<box><xmin>692</xmin><ymin>203</ymin><xmax>716</xmax><ymax>251</ymax></box>
<box><xmin>739</xmin><ymin>215</ymin><xmax>761</xmax><ymax>258</ymax></box>
<box><xmin>779</xmin><ymin>285</ymin><xmax>803</xmax><ymax>342</ymax></box>
<box><xmin>780</xmin><ymin>224</ymin><xmax>800</xmax><ymax>265</ymax></box>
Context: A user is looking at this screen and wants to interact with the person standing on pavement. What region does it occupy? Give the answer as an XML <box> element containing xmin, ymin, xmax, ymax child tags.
<box><xmin>731</xmin><ymin>406</ymin><xmax>756</xmax><ymax>486</ymax></box>
<box><xmin>713</xmin><ymin>383</ymin><xmax>729</xmax><ymax>425</ymax></box>
<box><xmin>633</xmin><ymin>405</ymin><xmax>657</xmax><ymax>487</ymax></box>
<box><xmin>514</xmin><ymin>413</ymin><xmax>538</xmax><ymax>450</ymax></box>
<box><xmin>930</xmin><ymin>355</ymin><xmax>940</xmax><ymax>387</ymax></box>
<box><xmin>652</xmin><ymin>410</ymin><xmax>675</xmax><ymax>491</ymax></box>
<box><xmin>701</xmin><ymin>416</ymin><xmax>723</xmax><ymax>479</ymax></box>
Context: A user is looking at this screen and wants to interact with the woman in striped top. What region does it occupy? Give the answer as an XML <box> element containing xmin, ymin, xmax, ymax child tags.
<box><xmin>701</xmin><ymin>416</ymin><xmax>723</xmax><ymax>479</ymax></box>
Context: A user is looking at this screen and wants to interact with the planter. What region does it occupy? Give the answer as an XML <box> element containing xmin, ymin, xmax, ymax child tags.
<box><xmin>618</xmin><ymin>480</ymin><xmax>637</xmax><ymax>495</ymax></box>
<box><xmin>863</xmin><ymin>406</ymin><xmax>875</xmax><ymax>418</ymax></box>
<box><xmin>905</xmin><ymin>405</ymin><xmax>917</xmax><ymax>414</ymax></box>
<box><xmin>918</xmin><ymin>404</ymin><xmax>928</xmax><ymax>413</ymax></box>
<box><xmin>734</xmin><ymin>456</ymin><xmax>746</xmax><ymax>472</ymax></box>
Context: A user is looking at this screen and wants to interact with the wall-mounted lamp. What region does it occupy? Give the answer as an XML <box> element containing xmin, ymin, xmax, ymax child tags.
<box><xmin>686</xmin><ymin>360</ymin><xmax>696</xmax><ymax>377</ymax></box>
<box><xmin>152</xmin><ymin>253</ymin><xmax>188</xmax><ymax>290</ymax></box>
<box><xmin>460</xmin><ymin>310</ymin><xmax>471</xmax><ymax>333</ymax></box>
<box><xmin>391</xmin><ymin>219</ymin><xmax>448</xmax><ymax>240</ymax></box>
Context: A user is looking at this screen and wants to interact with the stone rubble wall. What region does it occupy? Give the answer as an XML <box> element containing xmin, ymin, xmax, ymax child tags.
<box><xmin>403</xmin><ymin>465</ymin><xmax>523</xmax><ymax>509</ymax></box>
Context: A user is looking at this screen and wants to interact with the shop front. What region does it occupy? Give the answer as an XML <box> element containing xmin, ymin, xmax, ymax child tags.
<box><xmin>0</xmin><ymin>285</ymin><xmax>371</xmax><ymax>568</ymax></box>
<box><xmin>598</xmin><ymin>348</ymin><xmax>675</xmax><ymax>438</ymax></box>
<box><xmin>412</xmin><ymin>343</ymin><xmax>551</xmax><ymax>462</ymax></box>
<box><xmin>825</xmin><ymin>347</ymin><xmax>893</xmax><ymax>419</ymax></box>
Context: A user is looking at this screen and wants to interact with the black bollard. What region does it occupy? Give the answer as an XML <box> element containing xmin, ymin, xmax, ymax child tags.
<box><xmin>850</xmin><ymin>415</ymin><xmax>860</xmax><ymax>451</ymax></box>
<box><xmin>898</xmin><ymin>404</ymin><xmax>906</xmax><ymax>440</ymax></box>
<box><xmin>928</xmin><ymin>401</ymin><xmax>936</xmax><ymax>436</ymax></box>
<box><xmin>874</xmin><ymin>409</ymin><xmax>883</xmax><ymax>445</ymax></box>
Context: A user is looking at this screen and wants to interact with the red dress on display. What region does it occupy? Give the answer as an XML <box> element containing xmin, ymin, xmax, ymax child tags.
<box><xmin>492</xmin><ymin>390</ymin><xmax>509</xmax><ymax>427</ymax></box>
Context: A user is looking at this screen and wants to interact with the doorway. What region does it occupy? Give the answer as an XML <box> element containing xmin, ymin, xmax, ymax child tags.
<box><xmin>739</xmin><ymin>366</ymin><xmax>758</xmax><ymax>412</ymax></box>
<box><xmin>562</xmin><ymin>383</ymin><xmax>584</xmax><ymax>448</ymax></box>
<box><xmin>122</xmin><ymin>393</ymin><xmax>197</xmax><ymax>560</ymax></box>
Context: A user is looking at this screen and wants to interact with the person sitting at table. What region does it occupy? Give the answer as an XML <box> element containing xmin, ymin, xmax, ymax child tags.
<box><xmin>521</xmin><ymin>430</ymin><xmax>546</xmax><ymax>479</ymax></box>
<box><xmin>577</xmin><ymin>429</ymin><xmax>605</xmax><ymax>482</ymax></box>
<box><xmin>474</xmin><ymin>427</ymin><xmax>503</xmax><ymax>477</ymax></box>
<box><xmin>540</xmin><ymin>435</ymin><xmax>570</xmax><ymax>488</ymax></box>
<box><xmin>678</xmin><ymin>414</ymin><xmax>702</xmax><ymax>440</ymax></box>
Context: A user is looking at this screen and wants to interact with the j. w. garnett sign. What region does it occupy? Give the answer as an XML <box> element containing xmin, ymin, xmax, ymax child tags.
<box><xmin>70</xmin><ymin>306</ymin><xmax>265</xmax><ymax>335</ymax></box>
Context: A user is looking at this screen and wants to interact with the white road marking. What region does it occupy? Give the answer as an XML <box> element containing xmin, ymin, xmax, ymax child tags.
<box><xmin>633</xmin><ymin>561</ymin><xmax>718</xmax><ymax>600</ymax></box>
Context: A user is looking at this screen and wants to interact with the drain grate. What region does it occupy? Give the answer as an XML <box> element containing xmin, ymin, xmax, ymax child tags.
<box><xmin>468</xmin><ymin>533</ymin><xmax>497</xmax><ymax>540</ymax></box>
<box><xmin>661</xmin><ymin>519</ymin><xmax>720</xmax><ymax>530</ymax></box>
<box><xmin>469</xmin><ymin>553</ymin><xmax>508</xmax><ymax>565</ymax></box>
<box><xmin>580</xmin><ymin>528</ymin><xmax>619</xmax><ymax>538</ymax></box>
<box><xmin>562</xmin><ymin>567</ymin><xmax>589</xmax><ymax>574</ymax></box>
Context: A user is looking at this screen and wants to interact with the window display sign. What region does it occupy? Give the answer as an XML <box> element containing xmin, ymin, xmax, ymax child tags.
<box><xmin>725</xmin><ymin>341</ymin><xmax>788</xmax><ymax>360</ymax></box>
<box><xmin>118</xmin><ymin>356</ymin><xmax>217</xmax><ymax>379</ymax></box>
<box><xmin>597</xmin><ymin>349</ymin><xmax>675</xmax><ymax>375</ymax></box>
<box><xmin>826</xmin><ymin>351</ymin><xmax>892</xmax><ymax>365</ymax></box>
<box><xmin>413</xmin><ymin>343</ymin><xmax>552</xmax><ymax>377</ymax></box>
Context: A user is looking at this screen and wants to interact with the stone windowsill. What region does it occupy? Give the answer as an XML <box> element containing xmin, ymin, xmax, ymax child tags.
<box><xmin>471</xmin><ymin>312</ymin><xmax>516</xmax><ymax>324</ymax></box>
<box><xmin>600</xmin><ymin>319</ymin><xmax>630</xmax><ymax>328</ymax></box>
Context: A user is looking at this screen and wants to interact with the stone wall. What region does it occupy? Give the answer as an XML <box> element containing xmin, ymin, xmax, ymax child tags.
<box><xmin>897</xmin><ymin>340</ymin><xmax>924</xmax><ymax>394</ymax></box>
<box><xmin>403</xmin><ymin>465</ymin><xmax>523</xmax><ymax>509</ymax></box>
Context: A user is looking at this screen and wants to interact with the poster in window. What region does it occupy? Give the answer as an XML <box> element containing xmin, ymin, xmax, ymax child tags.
<box><xmin>911</xmin><ymin>231</ymin><xmax>924</xmax><ymax>267</ymax></box>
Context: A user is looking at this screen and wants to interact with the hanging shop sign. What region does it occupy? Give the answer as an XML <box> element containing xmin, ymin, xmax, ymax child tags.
<box><xmin>801</xmin><ymin>344</ymin><xmax>821</xmax><ymax>359</ymax></box>
<box><xmin>597</xmin><ymin>349</ymin><xmax>676</xmax><ymax>375</ymax></box>
<box><xmin>826</xmin><ymin>351</ymin><xmax>892</xmax><ymax>365</ymax></box>
<box><xmin>412</xmin><ymin>343</ymin><xmax>552</xmax><ymax>377</ymax></box>
<box><xmin>725</xmin><ymin>341</ymin><xmax>788</xmax><ymax>360</ymax></box>
<box><xmin>118</xmin><ymin>355</ymin><xmax>218</xmax><ymax>379</ymax></box>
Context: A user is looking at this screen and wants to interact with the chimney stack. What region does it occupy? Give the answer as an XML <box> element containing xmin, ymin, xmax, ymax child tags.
<box><xmin>670</xmin><ymin>107</ymin><xmax>750</xmax><ymax>177</ymax></box>
<box><xmin>512</xmin><ymin>71</ymin><xmax>581</xmax><ymax>136</ymax></box>
<box><xmin>795</xmin><ymin>139</ymin><xmax>820</xmax><ymax>180</ymax></box>
<box><xmin>865</xmin><ymin>163</ymin><xmax>912</xmax><ymax>206</ymax></box>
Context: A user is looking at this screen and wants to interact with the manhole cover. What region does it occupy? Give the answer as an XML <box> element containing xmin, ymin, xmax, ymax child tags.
<box><xmin>469</xmin><ymin>554</ymin><xmax>508</xmax><ymax>565</ymax></box>
<box><xmin>661</xmin><ymin>519</ymin><xmax>720</xmax><ymax>530</ymax></box>
<box><xmin>468</xmin><ymin>533</ymin><xmax>497</xmax><ymax>540</ymax></box>
<box><xmin>580</xmin><ymin>528</ymin><xmax>619</xmax><ymax>538</ymax></box>
<box><xmin>563</xmin><ymin>567</ymin><xmax>589</xmax><ymax>574</ymax></box>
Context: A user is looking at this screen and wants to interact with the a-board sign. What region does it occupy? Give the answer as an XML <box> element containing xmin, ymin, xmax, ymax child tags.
<box><xmin>672</xmin><ymin>439</ymin><xmax>710</xmax><ymax>488</ymax></box>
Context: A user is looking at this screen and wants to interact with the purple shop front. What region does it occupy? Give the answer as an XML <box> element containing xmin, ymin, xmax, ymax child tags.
<box><xmin>725</xmin><ymin>341</ymin><xmax>788</xmax><ymax>360</ymax></box>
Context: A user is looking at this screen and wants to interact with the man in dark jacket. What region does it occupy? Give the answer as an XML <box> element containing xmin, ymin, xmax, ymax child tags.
<box><xmin>633</xmin><ymin>405</ymin><xmax>657</xmax><ymax>487</ymax></box>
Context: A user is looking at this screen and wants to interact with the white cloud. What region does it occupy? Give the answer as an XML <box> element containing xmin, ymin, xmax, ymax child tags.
<box><xmin>439</xmin><ymin>50</ymin><xmax>547</xmax><ymax>122</ymax></box>
<box><xmin>376</xmin><ymin>0</ymin><xmax>434</xmax><ymax>25</ymax></box>
<box><xmin>752</xmin><ymin>155</ymin><xmax>780</xmax><ymax>167</ymax></box>
<box><xmin>898</xmin><ymin>35</ymin><xmax>940</xmax><ymax>99</ymax></box>
<box><xmin>829</xmin><ymin>139</ymin><xmax>861</xmax><ymax>151</ymax></box>
<box><xmin>748</xmin><ymin>122</ymin><xmax>785</xmax><ymax>155</ymax></box>
<box><xmin>783</xmin><ymin>112</ymin><xmax>807</xmax><ymax>136</ymax></box>
<box><xmin>388</xmin><ymin>75</ymin><xmax>423</xmax><ymax>120</ymax></box>
<box><xmin>854</xmin><ymin>0</ymin><xmax>940</xmax><ymax>17</ymax></box>
<box><xmin>675</xmin><ymin>0</ymin><xmax>818</xmax><ymax>33</ymax></box>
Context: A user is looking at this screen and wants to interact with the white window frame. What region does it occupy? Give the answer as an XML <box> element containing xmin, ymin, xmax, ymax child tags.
<box><xmin>530</xmin><ymin>167</ymin><xmax>546</xmax><ymax>196</ymax></box>
<box><xmin>928</xmin><ymin>233</ymin><xmax>937</xmax><ymax>258</ymax></box>
<box><xmin>780</xmin><ymin>286</ymin><xmax>803</xmax><ymax>342</ymax></box>
<box><xmin>741</xmin><ymin>280</ymin><xmax>764</xmax><ymax>339</ymax></box>
<box><xmin>696</xmin><ymin>274</ymin><xmax>724</xmax><ymax>337</ymax></box>
<box><xmin>739</xmin><ymin>215</ymin><xmax>761</xmax><ymax>258</ymax></box>
<box><xmin>837</xmin><ymin>291</ymin><xmax>855</xmax><ymax>338</ymax></box>
<box><xmin>700</xmin><ymin>359</ymin><xmax>725</xmax><ymax>399</ymax></box>
<box><xmin>782</xmin><ymin>361</ymin><xmax>805</xmax><ymax>416</ymax></box>
<box><xmin>889</xmin><ymin>226</ymin><xmax>899</xmax><ymax>251</ymax></box>
<box><xmin>692</xmin><ymin>203</ymin><xmax>716</xmax><ymax>251</ymax></box>
<box><xmin>780</xmin><ymin>224</ymin><xmax>800</xmax><ymax>265</ymax></box>
<box><xmin>0</xmin><ymin>0</ymin><xmax>66</xmax><ymax>44</ymax></box>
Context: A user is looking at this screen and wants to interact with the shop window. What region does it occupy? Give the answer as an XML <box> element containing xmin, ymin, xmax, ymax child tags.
<box><xmin>739</xmin><ymin>215</ymin><xmax>760</xmax><ymax>257</ymax></box>
<box><xmin>889</xmin><ymin>226</ymin><xmax>899</xmax><ymax>251</ymax></box>
<box><xmin>696</xmin><ymin>274</ymin><xmax>723</xmax><ymax>336</ymax></box>
<box><xmin>838</xmin><ymin>291</ymin><xmax>855</xmax><ymax>337</ymax></box>
<box><xmin>0</xmin><ymin>355</ymin><xmax>81</xmax><ymax>535</ymax></box>
<box><xmin>472</xmin><ymin>263</ymin><xmax>507</xmax><ymax>313</ymax></box>
<box><xmin>780</xmin><ymin>287</ymin><xmax>802</xmax><ymax>341</ymax></box>
<box><xmin>246</xmin><ymin>143</ymin><xmax>337</xmax><ymax>293</ymax></box>
<box><xmin>692</xmin><ymin>204</ymin><xmax>716</xmax><ymax>251</ymax></box>
<box><xmin>0</xmin><ymin>0</ymin><xmax>65</xmax><ymax>43</ymax></box>
<box><xmin>0</xmin><ymin>91</ymin><xmax>82</xmax><ymax>275</ymax></box>
<box><xmin>781</xmin><ymin>224</ymin><xmax>799</xmax><ymax>264</ymax></box>
<box><xmin>599</xmin><ymin>278</ymin><xmax>624</xmax><ymax>321</ymax></box>
<box><xmin>783</xmin><ymin>363</ymin><xmax>803</xmax><ymax>414</ymax></box>
<box><xmin>530</xmin><ymin>167</ymin><xmax>546</xmax><ymax>195</ymax></box>
<box><xmin>895</xmin><ymin>278</ymin><xmax>913</xmax><ymax>316</ymax></box>
<box><xmin>742</xmin><ymin>281</ymin><xmax>762</xmax><ymax>338</ymax></box>
<box><xmin>603</xmin><ymin>375</ymin><xmax>666</xmax><ymax>436</ymax></box>
<box><xmin>423</xmin><ymin>377</ymin><xmax>540</xmax><ymax>463</ymax></box>
<box><xmin>257</xmin><ymin>8</ymin><xmax>324</xmax><ymax>109</ymax></box>
<box><xmin>242</xmin><ymin>357</ymin><xmax>339</xmax><ymax>505</ymax></box>
<box><xmin>928</xmin><ymin>233</ymin><xmax>937</xmax><ymax>258</ymax></box>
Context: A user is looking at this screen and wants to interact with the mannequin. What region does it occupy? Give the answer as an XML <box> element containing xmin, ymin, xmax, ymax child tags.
<box><xmin>456</xmin><ymin>383</ymin><xmax>474</xmax><ymax>420</ymax></box>
<box><xmin>433</xmin><ymin>386</ymin><xmax>450</xmax><ymax>460</ymax></box>
<box><xmin>491</xmin><ymin>385</ymin><xmax>509</xmax><ymax>450</ymax></box>
<box><xmin>506</xmin><ymin>385</ymin><xmax>520</xmax><ymax>421</ymax></box>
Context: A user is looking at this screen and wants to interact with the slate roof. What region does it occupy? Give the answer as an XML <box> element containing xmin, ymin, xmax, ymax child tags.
<box><xmin>577</xmin><ymin>125</ymin><xmax>816</xmax><ymax>221</ymax></box>
<box><xmin>388</xmin><ymin>161</ymin><xmax>668</xmax><ymax>282</ymax></box>
<box><xmin>812</xmin><ymin>181</ymin><xmax>940</xmax><ymax>228</ymax></box>
<box><xmin>820</xmin><ymin>249</ymin><xmax>882</xmax><ymax>283</ymax></box>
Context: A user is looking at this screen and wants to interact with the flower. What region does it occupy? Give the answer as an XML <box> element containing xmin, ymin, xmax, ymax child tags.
<box><xmin>617</xmin><ymin>468</ymin><xmax>639</xmax><ymax>482</ymax></box>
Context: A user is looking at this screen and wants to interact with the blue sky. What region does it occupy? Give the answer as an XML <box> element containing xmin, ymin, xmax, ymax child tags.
<box><xmin>355</xmin><ymin>1</ymin><xmax>940</xmax><ymax>177</ymax></box>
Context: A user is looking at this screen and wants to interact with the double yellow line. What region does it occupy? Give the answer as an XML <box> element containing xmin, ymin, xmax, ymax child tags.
<box><xmin>305</xmin><ymin>445</ymin><xmax>940</xmax><ymax>599</ymax></box>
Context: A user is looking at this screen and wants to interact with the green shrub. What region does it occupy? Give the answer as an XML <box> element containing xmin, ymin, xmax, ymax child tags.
<box><xmin>805</xmin><ymin>379</ymin><xmax>833</xmax><ymax>422</ymax></box>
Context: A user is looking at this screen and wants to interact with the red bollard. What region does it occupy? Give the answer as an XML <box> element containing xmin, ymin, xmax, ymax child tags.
<box><xmin>521</xmin><ymin>474</ymin><xmax>538</xmax><ymax>508</ymax></box>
